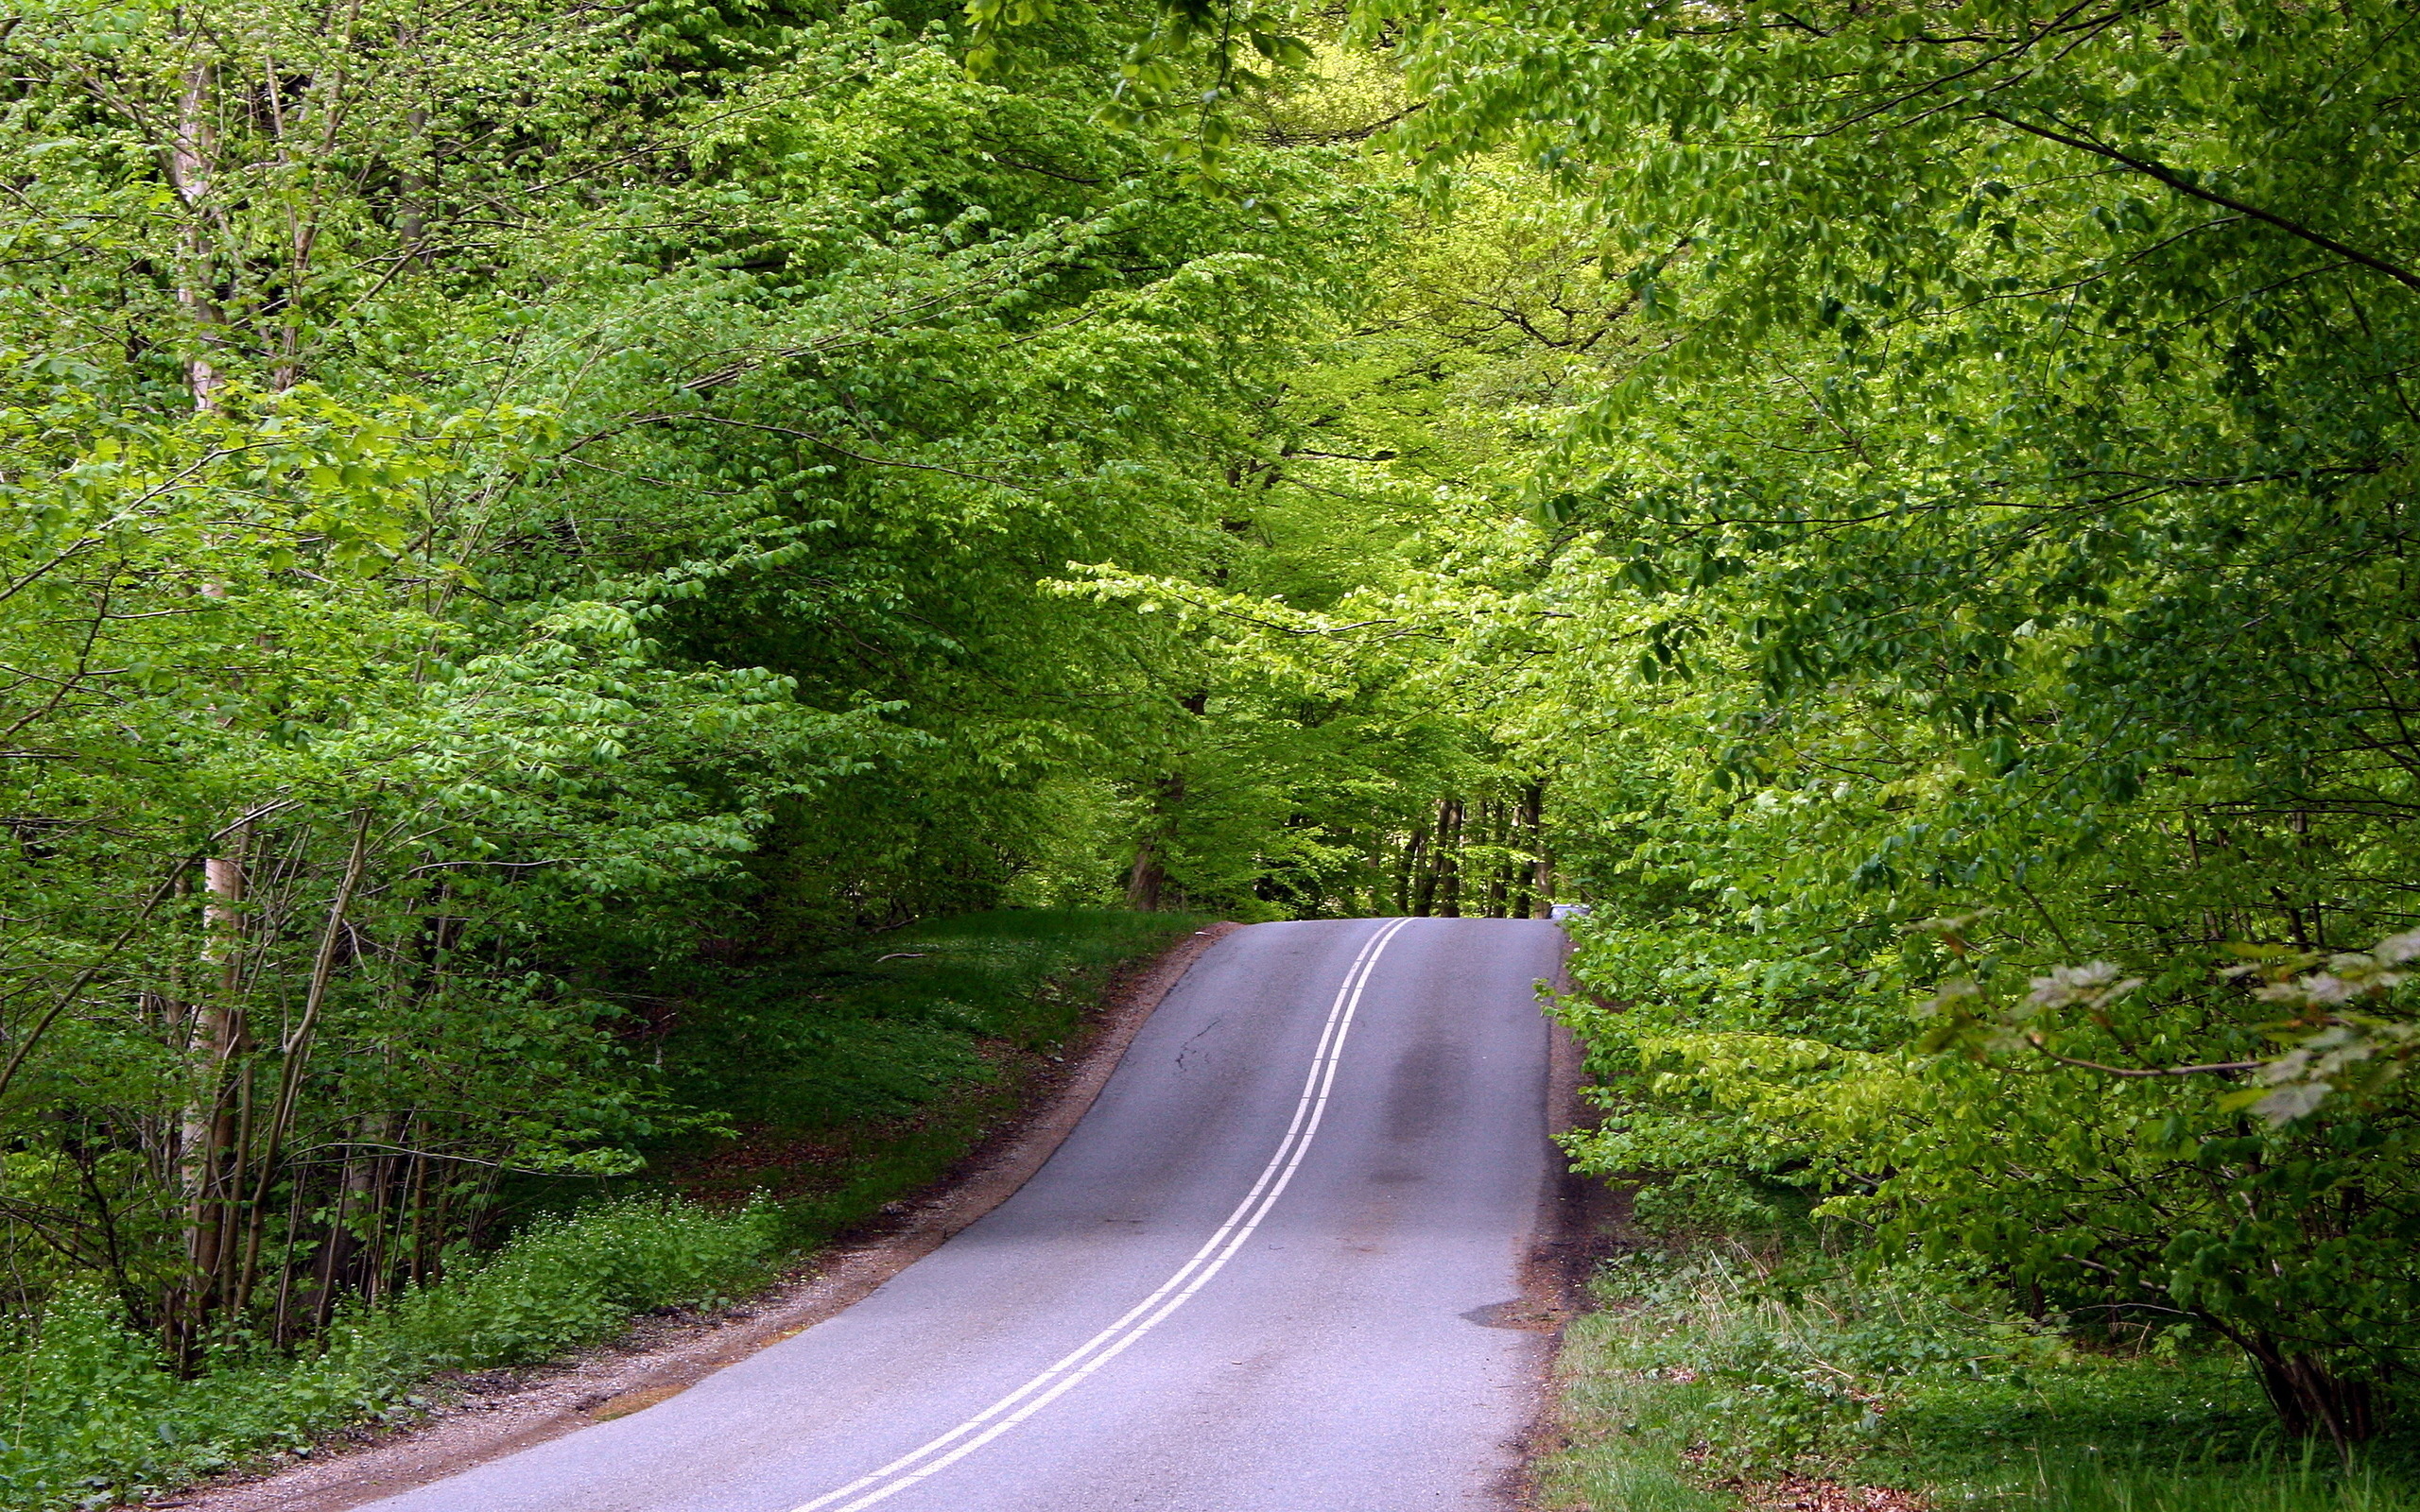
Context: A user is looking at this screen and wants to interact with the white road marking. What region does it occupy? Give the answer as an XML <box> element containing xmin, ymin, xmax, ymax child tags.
<box><xmin>786</xmin><ymin>917</ymin><xmax>1419</xmax><ymax>1512</ymax></box>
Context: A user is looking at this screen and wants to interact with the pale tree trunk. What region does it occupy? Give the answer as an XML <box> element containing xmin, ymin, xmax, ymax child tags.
<box><xmin>166</xmin><ymin>47</ymin><xmax>226</xmax><ymax>413</ymax></box>
<box><xmin>310</xmin><ymin>1109</ymin><xmax>391</xmax><ymax>1332</ymax></box>
<box><xmin>165</xmin><ymin>39</ymin><xmax>249</xmax><ymax>1355</ymax></box>
<box><xmin>395</xmin><ymin>105</ymin><xmax>429</xmax><ymax>260</ymax></box>
<box><xmin>173</xmin><ymin>825</ymin><xmax>251</xmax><ymax>1358</ymax></box>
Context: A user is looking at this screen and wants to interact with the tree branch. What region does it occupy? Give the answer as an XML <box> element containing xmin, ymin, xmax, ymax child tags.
<box><xmin>1980</xmin><ymin>110</ymin><xmax>2420</xmax><ymax>293</ymax></box>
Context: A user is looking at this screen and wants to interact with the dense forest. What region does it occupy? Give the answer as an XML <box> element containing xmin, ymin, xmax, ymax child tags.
<box><xmin>1</xmin><ymin>0</ymin><xmax>2415</xmax><ymax>1505</ymax></box>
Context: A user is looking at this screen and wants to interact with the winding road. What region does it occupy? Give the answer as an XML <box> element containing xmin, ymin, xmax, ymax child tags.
<box><xmin>365</xmin><ymin>917</ymin><xmax>1566</xmax><ymax>1512</ymax></box>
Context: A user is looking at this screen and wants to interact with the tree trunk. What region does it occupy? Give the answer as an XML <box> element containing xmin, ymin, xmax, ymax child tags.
<box><xmin>1435</xmin><ymin>798</ymin><xmax>1465</xmax><ymax>918</ymax></box>
<box><xmin>1124</xmin><ymin>839</ymin><xmax>1166</xmax><ymax>912</ymax></box>
<box><xmin>1127</xmin><ymin>696</ymin><xmax>1203</xmax><ymax>912</ymax></box>
<box><xmin>1411</xmin><ymin>808</ymin><xmax>1442</xmax><ymax>917</ymax></box>
<box><xmin>166</xmin><ymin>50</ymin><xmax>227</xmax><ymax>412</ymax></box>
<box><xmin>2249</xmin><ymin>1342</ymin><xmax>2377</xmax><ymax>1451</ymax></box>
<box><xmin>172</xmin><ymin>824</ymin><xmax>251</xmax><ymax>1362</ymax></box>
<box><xmin>1521</xmin><ymin>782</ymin><xmax>1551</xmax><ymax>918</ymax></box>
<box><xmin>1483</xmin><ymin>798</ymin><xmax>1508</xmax><ymax>918</ymax></box>
<box><xmin>1395</xmin><ymin>823</ymin><xmax>1427</xmax><ymax>916</ymax></box>
<box><xmin>233</xmin><ymin>809</ymin><xmax>374</xmax><ymax>1320</ymax></box>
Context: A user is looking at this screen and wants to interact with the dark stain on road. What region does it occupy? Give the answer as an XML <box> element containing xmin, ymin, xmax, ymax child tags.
<box><xmin>1385</xmin><ymin>1028</ymin><xmax>1465</xmax><ymax>1142</ymax></box>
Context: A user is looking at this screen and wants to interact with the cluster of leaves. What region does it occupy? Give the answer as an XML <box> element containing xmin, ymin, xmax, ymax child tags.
<box><xmin>1923</xmin><ymin>925</ymin><xmax>2420</xmax><ymax>1126</ymax></box>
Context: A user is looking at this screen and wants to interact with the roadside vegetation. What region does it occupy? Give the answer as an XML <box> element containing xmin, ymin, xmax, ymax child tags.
<box><xmin>0</xmin><ymin>908</ymin><xmax>1195</xmax><ymax>1508</ymax></box>
<box><xmin>4</xmin><ymin>0</ymin><xmax>2417</xmax><ymax>1506</ymax></box>
<box><xmin>1535</xmin><ymin>1202</ymin><xmax>2420</xmax><ymax>1512</ymax></box>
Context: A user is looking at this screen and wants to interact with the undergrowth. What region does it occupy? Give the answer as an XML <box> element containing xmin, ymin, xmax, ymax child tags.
<box><xmin>0</xmin><ymin>1197</ymin><xmax>776</xmax><ymax>1511</ymax></box>
<box><xmin>1</xmin><ymin>907</ymin><xmax>1201</xmax><ymax>1511</ymax></box>
<box><xmin>1538</xmin><ymin>1226</ymin><xmax>2420</xmax><ymax>1512</ymax></box>
<box><xmin>651</xmin><ymin>908</ymin><xmax>1209</xmax><ymax>1246</ymax></box>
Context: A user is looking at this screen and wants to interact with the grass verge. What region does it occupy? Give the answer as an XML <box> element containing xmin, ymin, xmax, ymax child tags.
<box><xmin>648</xmin><ymin>907</ymin><xmax>1213</xmax><ymax>1246</ymax></box>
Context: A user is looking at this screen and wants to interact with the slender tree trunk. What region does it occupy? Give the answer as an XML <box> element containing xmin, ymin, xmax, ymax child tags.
<box><xmin>1521</xmin><ymin>782</ymin><xmax>1550</xmax><ymax>918</ymax></box>
<box><xmin>312</xmin><ymin>1117</ymin><xmax>376</xmax><ymax>1331</ymax></box>
<box><xmin>162</xmin><ymin>33</ymin><xmax>246</xmax><ymax>1363</ymax></box>
<box><xmin>1435</xmin><ymin>799</ymin><xmax>1465</xmax><ymax>918</ymax></box>
<box><xmin>1412</xmin><ymin>802</ymin><xmax>1443</xmax><ymax>918</ymax></box>
<box><xmin>403</xmin><ymin>1131</ymin><xmax>431</xmax><ymax>1289</ymax></box>
<box><xmin>173</xmin><ymin>823</ymin><xmax>251</xmax><ymax>1361</ymax></box>
<box><xmin>1483</xmin><ymin>797</ymin><xmax>1509</xmax><ymax>918</ymax></box>
<box><xmin>167</xmin><ymin>49</ymin><xmax>226</xmax><ymax>412</ymax></box>
<box><xmin>2245</xmin><ymin>1335</ymin><xmax>2377</xmax><ymax>1450</ymax></box>
<box><xmin>1395</xmin><ymin>823</ymin><xmax>1426</xmax><ymax>916</ymax></box>
<box><xmin>395</xmin><ymin>104</ymin><xmax>430</xmax><ymax>258</ymax></box>
<box><xmin>233</xmin><ymin>809</ymin><xmax>374</xmax><ymax>1319</ymax></box>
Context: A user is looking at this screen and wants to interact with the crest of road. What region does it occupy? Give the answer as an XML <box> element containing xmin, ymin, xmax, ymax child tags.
<box><xmin>368</xmin><ymin>917</ymin><xmax>1566</xmax><ymax>1511</ymax></box>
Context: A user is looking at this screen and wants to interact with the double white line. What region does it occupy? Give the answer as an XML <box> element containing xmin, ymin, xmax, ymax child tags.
<box><xmin>787</xmin><ymin>917</ymin><xmax>1418</xmax><ymax>1512</ymax></box>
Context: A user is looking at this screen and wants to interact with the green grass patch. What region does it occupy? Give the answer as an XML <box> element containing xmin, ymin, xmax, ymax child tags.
<box><xmin>1535</xmin><ymin>1237</ymin><xmax>2420</xmax><ymax>1512</ymax></box>
<box><xmin>648</xmin><ymin>908</ymin><xmax>1209</xmax><ymax>1245</ymax></box>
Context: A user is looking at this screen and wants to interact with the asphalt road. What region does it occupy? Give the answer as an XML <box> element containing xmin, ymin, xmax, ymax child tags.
<box><xmin>365</xmin><ymin>917</ymin><xmax>1566</xmax><ymax>1512</ymax></box>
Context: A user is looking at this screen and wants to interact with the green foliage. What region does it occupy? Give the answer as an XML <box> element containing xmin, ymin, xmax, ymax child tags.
<box><xmin>651</xmin><ymin>907</ymin><xmax>1204</xmax><ymax>1173</ymax></box>
<box><xmin>21</xmin><ymin>0</ymin><xmax>2420</xmax><ymax>1487</ymax></box>
<box><xmin>372</xmin><ymin>1199</ymin><xmax>780</xmax><ymax>1370</ymax></box>
<box><xmin>1580</xmin><ymin>1242</ymin><xmax>2074</xmax><ymax>1477</ymax></box>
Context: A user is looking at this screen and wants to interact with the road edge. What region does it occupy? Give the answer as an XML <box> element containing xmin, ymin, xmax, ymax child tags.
<box><xmin>150</xmin><ymin>921</ymin><xmax>1246</xmax><ymax>1512</ymax></box>
<box><xmin>1500</xmin><ymin>931</ymin><xmax>1633</xmax><ymax>1511</ymax></box>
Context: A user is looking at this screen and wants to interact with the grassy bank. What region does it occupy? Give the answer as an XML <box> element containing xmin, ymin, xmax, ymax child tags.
<box><xmin>1</xmin><ymin>909</ymin><xmax>1202</xmax><ymax>1512</ymax></box>
<box><xmin>1535</xmin><ymin>1231</ymin><xmax>2420</xmax><ymax>1512</ymax></box>
<box><xmin>648</xmin><ymin>907</ymin><xmax>1211</xmax><ymax>1246</ymax></box>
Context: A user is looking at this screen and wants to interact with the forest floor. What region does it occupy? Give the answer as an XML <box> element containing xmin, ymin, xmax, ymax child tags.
<box><xmin>136</xmin><ymin>921</ymin><xmax>1240</xmax><ymax>1512</ymax></box>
